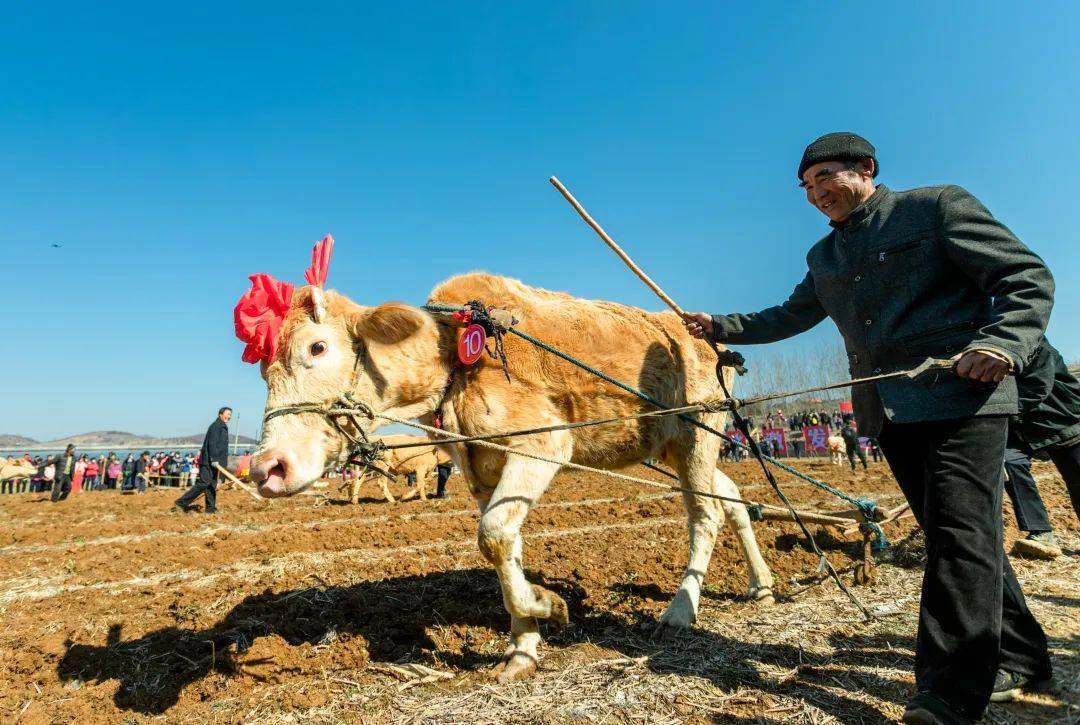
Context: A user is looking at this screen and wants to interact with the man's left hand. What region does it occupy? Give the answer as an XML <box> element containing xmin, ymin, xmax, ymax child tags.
<box><xmin>953</xmin><ymin>349</ymin><xmax>1012</xmax><ymax>383</ymax></box>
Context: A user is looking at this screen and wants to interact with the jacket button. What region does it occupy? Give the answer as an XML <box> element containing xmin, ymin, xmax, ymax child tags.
<box><xmin>864</xmin><ymin>319</ymin><xmax>872</xmax><ymax>326</ymax></box>
<box><xmin>854</xmin><ymin>275</ymin><xmax>862</xmax><ymax>282</ymax></box>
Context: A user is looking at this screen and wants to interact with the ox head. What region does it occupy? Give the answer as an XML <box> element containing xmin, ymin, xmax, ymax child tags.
<box><xmin>249</xmin><ymin>286</ymin><xmax>442</xmax><ymax>498</ymax></box>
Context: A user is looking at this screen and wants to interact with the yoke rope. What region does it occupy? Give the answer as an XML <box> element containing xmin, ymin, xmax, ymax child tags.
<box><xmin>425</xmin><ymin>302</ymin><xmax>888</xmax><ymax>541</ymax></box>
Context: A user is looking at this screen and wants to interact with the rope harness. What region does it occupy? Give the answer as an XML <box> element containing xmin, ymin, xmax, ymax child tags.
<box><xmin>261</xmin><ymin>300</ymin><xmax>963</xmax><ymax>618</ymax></box>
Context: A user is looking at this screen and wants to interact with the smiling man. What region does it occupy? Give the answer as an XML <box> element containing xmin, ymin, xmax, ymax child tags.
<box><xmin>684</xmin><ymin>132</ymin><xmax>1056</xmax><ymax>724</ymax></box>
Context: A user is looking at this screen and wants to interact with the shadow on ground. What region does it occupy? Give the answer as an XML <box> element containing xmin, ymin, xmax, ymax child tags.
<box><xmin>58</xmin><ymin>568</ymin><xmax>1075</xmax><ymax>723</ymax></box>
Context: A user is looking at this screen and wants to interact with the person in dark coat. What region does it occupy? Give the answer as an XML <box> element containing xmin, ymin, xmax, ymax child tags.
<box><xmin>174</xmin><ymin>407</ymin><xmax>231</xmax><ymax>514</ymax></box>
<box><xmin>46</xmin><ymin>445</ymin><xmax>77</xmax><ymax>502</ymax></box>
<box><xmin>434</xmin><ymin>461</ymin><xmax>454</xmax><ymax>498</ymax></box>
<box><xmin>683</xmin><ymin>132</ymin><xmax>1055</xmax><ymax>723</ymax></box>
<box><xmin>840</xmin><ymin>420</ymin><xmax>867</xmax><ymax>472</ymax></box>
<box><xmin>1002</xmin><ymin>336</ymin><xmax>1080</xmax><ymax>559</ymax></box>
<box><xmin>131</xmin><ymin>451</ymin><xmax>150</xmax><ymax>493</ymax></box>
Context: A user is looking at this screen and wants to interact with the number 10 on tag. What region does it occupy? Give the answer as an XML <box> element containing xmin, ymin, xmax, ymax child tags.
<box><xmin>458</xmin><ymin>324</ymin><xmax>486</xmax><ymax>365</ymax></box>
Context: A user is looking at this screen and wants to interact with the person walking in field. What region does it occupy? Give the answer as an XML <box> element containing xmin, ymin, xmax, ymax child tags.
<box><xmin>46</xmin><ymin>445</ymin><xmax>78</xmax><ymax>502</ymax></box>
<box><xmin>840</xmin><ymin>419</ymin><xmax>867</xmax><ymax>472</ymax></box>
<box><xmin>1001</xmin><ymin>336</ymin><xmax>1080</xmax><ymax>560</ymax></box>
<box><xmin>684</xmin><ymin>132</ymin><xmax>1055</xmax><ymax>723</ymax></box>
<box><xmin>174</xmin><ymin>407</ymin><xmax>231</xmax><ymax>514</ymax></box>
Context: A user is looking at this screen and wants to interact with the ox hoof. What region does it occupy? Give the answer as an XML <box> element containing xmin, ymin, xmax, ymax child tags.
<box><xmin>749</xmin><ymin>586</ymin><xmax>775</xmax><ymax>606</ymax></box>
<box><xmin>656</xmin><ymin>589</ymin><xmax>696</xmax><ymax>632</ymax></box>
<box><xmin>532</xmin><ymin>585</ymin><xmax>570</xmax><ymax>625</ymax></box>
<box><xmin>492</xmin><ymin>651</ymin><xmax>538</xmax><ymax>683</ymax></box>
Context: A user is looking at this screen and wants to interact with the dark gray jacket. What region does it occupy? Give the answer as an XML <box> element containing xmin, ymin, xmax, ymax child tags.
<box><xmin>711</xmin><ymin>185</ymin><xmax>1054</xmax><ymax>435</ymax></box>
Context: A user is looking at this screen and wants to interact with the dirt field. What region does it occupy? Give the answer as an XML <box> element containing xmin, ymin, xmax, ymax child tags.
<box><xmin>1</xmin><ymin>459</ymin><xmax>1076</xmax><ymax>723</ymax></box>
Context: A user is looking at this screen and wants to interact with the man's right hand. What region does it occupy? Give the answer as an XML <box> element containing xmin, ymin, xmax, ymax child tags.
<box><xmin>682</xmin><ymin>312</ymin><xmax>714</xmax><ymax>340</ymax></box>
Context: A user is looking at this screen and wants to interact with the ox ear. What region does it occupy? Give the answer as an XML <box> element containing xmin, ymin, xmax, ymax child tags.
<box><xmin>348</xmin><ymin>303</ymin><xmax>426</xmax><ymax>345</ymax></box>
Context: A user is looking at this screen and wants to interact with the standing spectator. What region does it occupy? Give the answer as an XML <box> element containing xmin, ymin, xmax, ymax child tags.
<box><xmin>148</xmin><ymin>453</ymin><xmax>162</xmax><ymax>487</ymax></box>
<box><xmin>130</xmin><ymin>451</ymin><xmax>150</xmax><ymax>493</ymax></box>
<box><xmin>188</xmin><ymin>454</ymin><xmax>199</xmax><ymax>487</ymax></box>
<box><xmin>41</xmin><ymin>460</ymin><xmax>55</xmax><ymax>493</ymax></box>
<box><xmin>48</xmin><ymin>445</ymin><xmax>77</xmax><ymax>502</ymax></box>
<box><xmin>84</xmin><ymin>457</ymin><xmax>100</xmax><ymax>491</ymax></box>
<box><xmin>163</xmin><ymin>453</ymin><xmax>180</xmax><ymax>487</ymax></box>
<box><xmin>174</xmin><ymin>407</ymin><xmax>231</xmax><ymax>514</ymax></box>
<box><xmin>72</xmin><ymin>455</ymin><xmax>87</xmax><ymax>494</ymax></box>
<box><xmin>122</xmin><ymin>453</ymin><xmax>135</xmax><ymax>489</ymax></box>
<box><xmin>180</xmin><ymin>454</ymin><xmax>192</xmax><ymax>487</ymax></box>
<box><xmin>106</xmin><ymin>456</ymin><xmax>122</xmax><ymax>489</ymax></box>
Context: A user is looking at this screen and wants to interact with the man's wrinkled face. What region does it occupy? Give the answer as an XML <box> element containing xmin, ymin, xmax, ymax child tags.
<box><xmin>800</xmin><ymin>159</ymin><xmax>874</xmax><ymax>222</ymax></box>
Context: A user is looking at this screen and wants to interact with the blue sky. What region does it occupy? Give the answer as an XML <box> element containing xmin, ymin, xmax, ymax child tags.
<box><xmin>2</xmin><ymin>2</ymin><xmax>1077</xmax><ymax>441</ymax></box>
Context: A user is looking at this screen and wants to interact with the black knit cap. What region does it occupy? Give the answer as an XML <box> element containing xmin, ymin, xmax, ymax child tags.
<box><xmin>797</xmin><ymin>132</ymin><xmax>878</xmax><ymax>180</ymax></box>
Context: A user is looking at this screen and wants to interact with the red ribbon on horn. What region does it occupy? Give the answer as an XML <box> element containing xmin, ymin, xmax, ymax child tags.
<box><xmin>304</xmin><ymin>234</ymin><xmax>334</xmax><ymax>287</ymax></box>
<box><xmin>234</xmin><ymin>234</ymin><xmax>333</xmax><ymax>364</ymax></box>
<box><xmin>234</xmin><ymin>273</ymin><xmax>295</xmax><ymax>364</ymax></box>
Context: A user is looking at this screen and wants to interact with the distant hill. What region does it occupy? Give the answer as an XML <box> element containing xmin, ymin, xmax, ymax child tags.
<box><xmin>0</xmin><ymin>434</ymin><xmax>38</xmax><ymax>447</ymax></box>
<box><xmin>1</xmin><ymin>430</ymin><xmax>257</xmax><ymax>451</ymax></box>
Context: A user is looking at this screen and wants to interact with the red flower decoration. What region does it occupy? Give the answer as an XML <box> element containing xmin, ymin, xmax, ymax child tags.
<box><xmin>304</xmin><ymin>234</ymin><xmax>334</xmax><ymax>287</ymax></box>
<box><xmin>234</xmin><ymin>273</ymin><xmax>295</xmax><ymax>364</ymax></box>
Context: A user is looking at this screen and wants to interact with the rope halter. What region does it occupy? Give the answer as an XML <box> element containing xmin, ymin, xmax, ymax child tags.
<box><xmin>262</xmin><ymin>393</ymin><xmax>386</xmax><ymax>471</ymax></box>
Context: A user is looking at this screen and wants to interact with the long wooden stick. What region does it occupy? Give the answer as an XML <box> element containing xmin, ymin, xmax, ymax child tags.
<box><xmin>549</xmin><ymin>176</ymin><xmax>686</xmax><ymax>317</ymax></box>
<box><xmin>213</xmin><ymin>463</ymin><xmax>268</xmax><ymax>503</ymax></box>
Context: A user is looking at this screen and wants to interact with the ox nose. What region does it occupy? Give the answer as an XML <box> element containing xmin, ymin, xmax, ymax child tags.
<box><xmin>251</xmin><ymin>450</ymin><xmax>293</xmax><ymax>498</ymax></box>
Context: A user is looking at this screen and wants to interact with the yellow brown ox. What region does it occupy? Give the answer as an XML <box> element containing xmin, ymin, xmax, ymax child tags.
<box><xmin>250</xmin><ymin>273</ymin><xmax>774</xmax><ymax>682</ymax></box>
<box><xmin>345</xmin><ymin>434</ymin><xmax>452</xmax><ymax>503</ymax></box>
<box><xmin>1</xmin><ymin>457</ymin><xmax>38</xmax><ymax>481</ymax></box>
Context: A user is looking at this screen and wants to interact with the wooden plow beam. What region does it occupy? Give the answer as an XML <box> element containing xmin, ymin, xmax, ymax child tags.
<box><xmin>756</xmin><ymin>500</ymin><xmax>912</xmax><ymax>586</ymax></box>
<box><xmin>214</xmin><ymin>463</ymin><xmax>270</xmax><ymax>504</ymax></box>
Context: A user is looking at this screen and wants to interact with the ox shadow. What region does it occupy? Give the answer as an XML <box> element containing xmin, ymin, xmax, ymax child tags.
<box><xmin>60</xmin><ymin>568</ymin><xmax>925</xmax><ymax>722</ymax></box>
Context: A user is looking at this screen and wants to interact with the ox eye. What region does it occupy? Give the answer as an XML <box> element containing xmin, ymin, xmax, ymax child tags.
<box><xmin>310</xmin><ymin>341</ymin><xmax>327</xmax><ymax>357</ymax></box>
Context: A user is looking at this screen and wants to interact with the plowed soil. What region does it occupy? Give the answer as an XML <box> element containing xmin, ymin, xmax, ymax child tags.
<box><xmin>1</xmin><ymin>459</ymin><xmax>1076</xmax><ymax>723</ymax></box>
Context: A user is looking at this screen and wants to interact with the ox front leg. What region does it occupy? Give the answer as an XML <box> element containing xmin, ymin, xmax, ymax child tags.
<box><xmin>658</xmin><ymin>453</ymin><xmax>723</xmax><ymax>634</ymax></box>
<box><xmin>350</xmin><ymin>470</ymin><xmax>362</xmax><ymax>505</ymax></box>
<box><xmin>477</xmin><ymin>453</ymin><xmax>567</xmax><ymax>683</ymax></box>
<box><xmin>714</xmin><ymin>469</ymin><xmax>774</xmax><ymax>604</ymax></box>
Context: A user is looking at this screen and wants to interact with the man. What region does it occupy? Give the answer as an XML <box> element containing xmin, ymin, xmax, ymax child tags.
<box><xmin>1003</xmin><ymin>336</ymin><xmax>1080</xmax><ymax>559</ymax></box>
<box><xmin>131</xmin><ymin>451</ymin><xmax>151</xmax><ymax>493</ymax></box>
<box><xmin>434</xmin><ymin>460</ymin><xmax>454</xmax><ymax>499</ymax></box>
<box><xmin>48</xmin><ymin>445</ymin><xmax>77</xmax><ymax>502</ymax></box>
<box><xmin>174</xmin><ymin>407</ymin><xmax>231</xmax><ymax>514</ymax></box>
<box><xmin>840</xmin><ymin>419</ymin><xmax>868</xmax><ymax>472</ymax></box>
<box><xmin>684</xmin><ymin>132</ymin><xmax>1055</xmax><ymax>724</ymax></box>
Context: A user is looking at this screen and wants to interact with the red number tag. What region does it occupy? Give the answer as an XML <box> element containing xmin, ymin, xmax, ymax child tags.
<box><xmin>457</xmin><ymin>324</ymin><xmax>486</xmax><ymax>365</ymax></box>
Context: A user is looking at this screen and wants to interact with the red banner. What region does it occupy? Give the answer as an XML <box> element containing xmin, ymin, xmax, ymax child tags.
<box><xmin>839</xmin><ymin>401</ymin><xmax>853</xmax><ymax>414</ymax></box>
<box><xmin>761</xmin><ymin>427</ymin><xmax>788</xmax><ymax>456</ymax></box>
<box><xmin>725</xmin><ymin>428</ymin><xmax>747</xmax><ymax>446</ymax></box>
<box><xmin>803</xmin><ymin>424</ymin><xmax>832</xmax><ymax>454</ymax></box>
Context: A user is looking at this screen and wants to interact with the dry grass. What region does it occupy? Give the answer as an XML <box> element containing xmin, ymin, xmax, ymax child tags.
<box><xmin>208</xmin><ymin>535</ymin><xmax>1079</xmax><ymax>724</ymax></box>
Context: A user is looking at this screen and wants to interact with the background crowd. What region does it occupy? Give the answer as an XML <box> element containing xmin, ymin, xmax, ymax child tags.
<box><xmin>1</xmin><ymin>450</ymin><xmax>253</xmax><ymax>495</ymax></box>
